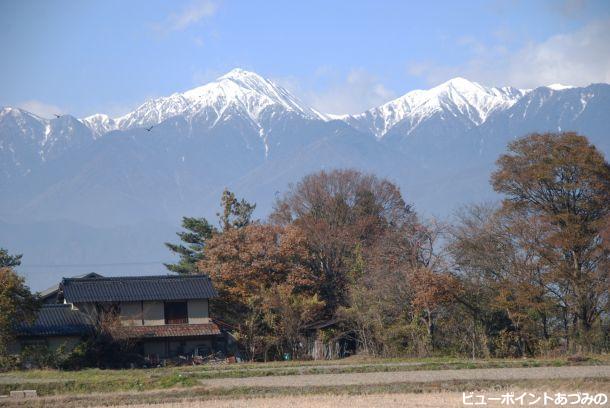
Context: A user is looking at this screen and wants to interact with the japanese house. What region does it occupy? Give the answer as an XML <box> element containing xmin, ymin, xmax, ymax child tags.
<box><xmin>12</xmin><ymin>274</ymin><xmax>227</xmax><ymax>359</ymax></box>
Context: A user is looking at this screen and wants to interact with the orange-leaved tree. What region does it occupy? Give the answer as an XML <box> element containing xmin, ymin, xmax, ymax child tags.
<box><xmin>492</xmin><ymin>132</ymin><xmax>610</xmax><ymax>351</ymax></box>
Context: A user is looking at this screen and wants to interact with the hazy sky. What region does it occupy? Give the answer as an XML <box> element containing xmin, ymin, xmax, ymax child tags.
<box><xmin>1</xmin><ymin>0</ymin><xmax>609</xmax><ymax>117</ymax></box>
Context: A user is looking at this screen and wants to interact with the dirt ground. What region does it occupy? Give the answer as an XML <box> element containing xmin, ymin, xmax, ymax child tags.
<box><xmin>200</xmin><ymin>365</ymin><xmax>610</xmax><ymax>388</ymax></box>
<box><xmin>107</xmin><ymin>391</ymin><xmax>606</xmax><ymax>408</ymax></box>
<box><xmin>107</xmin><ymin>393</ymin><xmax>476</xmax><ymax>408</ymax></box>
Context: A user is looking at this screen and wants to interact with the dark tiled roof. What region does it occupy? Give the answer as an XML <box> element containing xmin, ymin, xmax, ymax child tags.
<box><xmin>61</xmin><ymin>275</ymin><xmax>218</xmax><ymax>303</ymax></box>
<box><xmin>16</xmin><ymin>304</ymin><xmax>93</xmax><ymax>337</ymax></box>
<box><xmin>40</xmin><ymin>272</ymin><xmax>104</xmax><ymax>303</ymax></box>
<box><xmin>111</xmin><ymin>323</ymin><xmax>221</xmax><ymax>339</ymax></box>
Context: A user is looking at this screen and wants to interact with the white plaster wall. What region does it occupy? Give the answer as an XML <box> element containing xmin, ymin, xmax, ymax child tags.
<box><xmin>119</xmin><ymin>302</ymin><xmax>143</xmax><ymax>326</ymax></box>
<box><xmin>143</xmin><ymin>301</ymin><xmax>164</xmax><ymax>325</ymax></box>
<box><xmin>188</xmin><ymin>299</ymin><xmax>209</xmax><ymax>324</ymax></box>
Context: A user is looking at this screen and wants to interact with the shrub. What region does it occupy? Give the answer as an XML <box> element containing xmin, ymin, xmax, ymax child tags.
<box><xmin>60</xmin><ymin>337</ymin><xmax>144</xmax><ymax>370</ymax></box>
<box><xmin>20</xmin><ymin>343</ymin><xmax>70</xmax><ymax>369</ymax></box>
<box><xmin>0</xmin><ymin>354</ymin><xmax>19</xmax><ymax>372</ymax></box>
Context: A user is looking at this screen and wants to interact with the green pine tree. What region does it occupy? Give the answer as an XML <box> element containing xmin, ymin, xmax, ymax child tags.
<box><xmin>0</xmin><ymin>248</ymin><xmax>22</xmax><ymax>268</ymax></box>
<box><xmin>165</xmin><ymin>190</ymin><xmax>255</xmax><ymax>275</ymax></box>
<box><xmin>217</xmin><ymin>189</ymin><xmax>256</xmax><ymax>231</ymax></box>
<box><xmin>164</xmin><ymin>217</ymin><xmax>216</xmax><ymax>275</ymax></box>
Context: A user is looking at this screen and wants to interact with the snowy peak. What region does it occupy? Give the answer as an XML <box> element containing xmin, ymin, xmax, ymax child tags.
<box><xmin>1</xmin><ymin>107</ymin><xmax>88</xmax><ymax>146</ymax></box>
<box><xmin>0</xmin><ymin>107</ymin><xmax>47</xmax><ymax>148</ymax></box>
<box><xmin>1</xmin><ymin>106</ymin><xmax>44</xmax><ymax>125</ymax></box>
<box><xmin>219</xmin><ymin>67</ymin><xmax>263</xmax><ymax>81</ymax></box>
<box><xmin>348</xmin><ymin>77</ymin><xmax>529</xmax><ymax>138</ymax></box>
<box><xmin>434</xmin><ymin>77</ymin><xmax>526</xmax><ymax>102</ymax></box>
<box><xmin>81</xmin><ymin>114</ymin><xmax>117</xmax><ymax>137</ymax></box>
<box><xmin>431</xmin><ymin>77</ymin><xmax>528</xmax><ymax>121</ymax></box>
<box><xmin>181</xmin><ymin>68</ymin><xmax>324</xmax><ymax>121</ymax></box>
<box><xmin>0</xmin><ymin>107</ymin><xmax>94</xmax><ymax>171</ymax></box>
<box><xmin>83</xmin><ymin>68</ymin><xmax>324</xmax><ymax>135</ymax></box>
<box><xmin>436</xmin><ymin>77</ymin><xmax>485</xmax><ymax>94</ymax></box>
<box><xmin>213</xmin><ymin>68</ymin><xmax>280</xmax><ymax>92</ymax></box>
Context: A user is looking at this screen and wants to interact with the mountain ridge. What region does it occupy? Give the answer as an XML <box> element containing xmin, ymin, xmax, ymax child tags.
<box><xmin>69</xmin><ymin>70</ymin><xmax>601</xmax><ymax>151</ymax></box>
<box><xmin>76</xmin><ymin>72</ymin><xmax>524</xmax><ymax>137</ymax></box>
<box><xmin>7</xmin><ymin>69</ymin><xmax>594</xmax><ymax>148</ymax></box>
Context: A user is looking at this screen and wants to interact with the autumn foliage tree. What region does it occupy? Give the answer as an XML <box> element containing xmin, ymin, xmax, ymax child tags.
<box><xmin>200</xmin><ymin>223</ymin><xmax>322</xmax><ymax>360</ymax></box>
<box><xmin>448</xmin><ymin>204</ymin><xmax>557</xmax><ymax>357</ymax></box>
<box><xmin>196</xmin><ymin>171</ymin><xmax>462</xmax><ymax>359</ymax></box>
<box><xmin>270</xmin><ymin>169</ymin><xmax>417</xmax><ymax>315</ymax></box>
<box><xmin>0</xmin><ymin>261</ymin><xmax>39</xmax><ymax>357</ymax></box>
<box><xmin>191</xmin><ymin>133</ymin><xmax>609</xmax><ymax>360</ymax></box>
<box><xmin>339</xmin><ymin>217</ymin><xmax>451</xmax><ymax>356</ymax></box>
<box><xmin>492</xmin><ymin>132</ymin><xmax>610</xmax><ymax>351</ymax></box>
<box><xmin>449</xmin><ymin>133</ymin><xmax>610</xmax><ymax>356</ymax></box>
<box><xmin>269</xmin><ymin>170</ymin><xmax>451</xmax><ymax>356</ymax></box>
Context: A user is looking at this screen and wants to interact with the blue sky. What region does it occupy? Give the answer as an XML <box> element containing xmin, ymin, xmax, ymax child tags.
<box><xmin>1</xmin><ymin>0</ymin><xmax>609</xmax><ymax>117</ymax></box>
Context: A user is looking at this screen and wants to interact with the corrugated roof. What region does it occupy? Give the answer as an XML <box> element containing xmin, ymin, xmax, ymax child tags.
<box><xmin>16</xmin><ymin>304</ymin><xmax>93</xmax><ymax>336</ymax></box>
<box><xmin>61</xmin><ymin>275</ymin><xmax>218</xmax><ymax>303</ymax></box>
<box><xmin>111</xmin><ymin>323</ymin><xmax>221</xmax><ymax>339</ymax></box>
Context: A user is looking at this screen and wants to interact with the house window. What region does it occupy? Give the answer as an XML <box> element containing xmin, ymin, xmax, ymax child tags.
<box><xmin>164</xmin><ymin>301</ymin><xmax>188</xmax><ymax>324</ymax></box>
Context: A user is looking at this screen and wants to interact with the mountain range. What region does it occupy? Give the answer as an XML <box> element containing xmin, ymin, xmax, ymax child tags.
<box><xmin>1</xmin><ymin>68</ymin><xmax>609</xmax><ymax>290</ymax></box>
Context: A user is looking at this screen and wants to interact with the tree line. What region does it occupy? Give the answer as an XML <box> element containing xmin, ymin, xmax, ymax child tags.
<box><xmin>163</xmin><ymin>132</ymin><xmax>610</xmax><ymax>360</ymax></box>
<box><xmin>1</xmin><ymin>131</ymin><xmax>608</xmax><ymax>363</ymax></box>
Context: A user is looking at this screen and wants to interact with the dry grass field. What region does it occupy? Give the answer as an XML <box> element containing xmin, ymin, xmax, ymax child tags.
<box><xmin>106</xmin><ymin>392</ymin><xmax>505</xmax><ymax>408</ymax></box>
<box><xmin>200</xmin><ymin>365</ymin><xmax>610</xmax><ymax>388</ymax></box>
<box><xmin>105</xmin><ymin>389</ymin><xmax>610</xmax><ymax>408</ymax></box>
<box><xmin>1</xmin><ymin>356</ymin><xmax>609</xmax><ymax>407</ymax></box>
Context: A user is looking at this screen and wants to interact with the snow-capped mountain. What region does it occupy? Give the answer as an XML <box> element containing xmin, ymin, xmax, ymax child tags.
<box><xmin>0</xmin><ymin>107</ymin><xmax>93</xmax><ymax>179</ymax></box>
<box><xmin>473</xmin><ymin>83</ymin><xmax>610</xmax><ymax>156</ymax></box>
<box><xmin>82</xmin><ymin>73</ymin><xmax>530</xmax><ymax>140</ymax></box>
<box><xmin>83</xmin><ymin>69</ymin><xmax>325</xmax><ymax>136</ymax></box>
<box><xmin>81</xmin><ymin>113</ymin><xmax>117</xmax><ymax>137</ymax></box>
<box><xmin>1</xmin><ymin>68</ymin><xmax>609</xmax><ymax>290</ymax></box>
<box><xmin>344</xmin><ymin>77</ymin><xmax>529</xmax><ymax>138</ymax></box>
